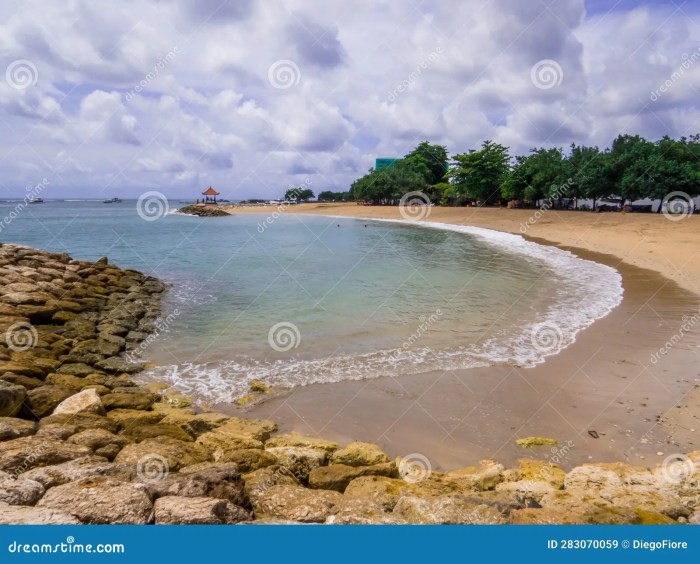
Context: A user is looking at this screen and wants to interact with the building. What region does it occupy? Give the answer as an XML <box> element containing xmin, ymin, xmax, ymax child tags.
<box><xmin>375</xmin><ymin>158</ymin><xmax>399</xmax><ymax>170</ymax></box>
<box><xmin>201</xmin><ymin>186</ymin><xmax>220</xmax><ymax>204</ymax></box>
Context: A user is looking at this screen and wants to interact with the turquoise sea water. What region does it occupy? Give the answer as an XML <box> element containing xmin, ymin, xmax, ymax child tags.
<box><xmin>0</xmin><ymin>199</ymin><xmax>623</xmax><ymax>404</ymax></box>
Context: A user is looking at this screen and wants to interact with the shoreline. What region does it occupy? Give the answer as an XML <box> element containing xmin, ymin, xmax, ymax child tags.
<box><xmin>0</xmin><ymin>243</ymin><xmax>698</xmax><ymax>524</ymax></box>
<box><xmin>206</xmin><ymin>203</ymin><xmax>700</xmax><ymax>470</ymax></box>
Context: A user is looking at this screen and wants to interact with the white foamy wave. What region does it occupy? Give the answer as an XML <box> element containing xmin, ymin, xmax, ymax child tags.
<box><xmin>140</xmin><ymin>216</ymin><xmax>623</xmax><ymax>404</ymax></box>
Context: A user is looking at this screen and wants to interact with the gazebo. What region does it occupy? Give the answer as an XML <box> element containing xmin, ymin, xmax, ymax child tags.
<box><xmin>201</xmin><ymin>186</ymin><xmax>220</xmax><ymax>204</ymax></box>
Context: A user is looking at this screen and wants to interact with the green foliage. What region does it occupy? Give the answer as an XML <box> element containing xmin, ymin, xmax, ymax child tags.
<box><xmin>449</xmin><ymin>141</ymin><xmax>510</xmax><ymax>203</ymax></box>
<box><xmin>317</xmin><ymin>190</ymin><xmax>354</xmax><ymax>202</ymax></box>
<box><xmin>403</xmin><ymin>141</ymin><xmax>449</xmax><ymax>185</ymax></box>
<box><xmin>284</xmin><ymin>187</ymin><xmax>314</xmax><ymax>201</ymax></box>
<box><xmin>351</xmin><ymin>161</ymin><xmax>427</xmax><ymax>204</ymax></box>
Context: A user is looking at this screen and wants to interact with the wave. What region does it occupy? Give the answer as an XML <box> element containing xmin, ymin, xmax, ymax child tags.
<box><xmin>141</xmin><ymin>217</ymin><xmax>623</xmax><ymax>404</ymax></box>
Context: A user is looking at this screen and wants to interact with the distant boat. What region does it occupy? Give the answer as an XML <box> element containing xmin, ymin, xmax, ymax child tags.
<box><xmin>28</xmin><ymin>197</ymin><xmax>44</xmax><ymax>204</ymax></box>
<box><xmin>103</xmin><ymin>197</ymin><xmax>122</xmax><ymax>203</ymax></box>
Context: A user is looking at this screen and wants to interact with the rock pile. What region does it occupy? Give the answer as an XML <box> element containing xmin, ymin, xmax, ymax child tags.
<box><xmin>178</xmin><ymin>205</ymin><xmax>230</xmax><ymax>217</ymax></box>
<box><xmin>1</xmin><ymin>243</ymin><xmax>698</xmax><ymax>524</ymax></box>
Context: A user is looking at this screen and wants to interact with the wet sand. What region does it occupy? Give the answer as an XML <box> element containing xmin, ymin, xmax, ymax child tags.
<box><xmin>215</xmin><ymin>204</ymin><xmax>700</xmax><ymax>470</ymax></box>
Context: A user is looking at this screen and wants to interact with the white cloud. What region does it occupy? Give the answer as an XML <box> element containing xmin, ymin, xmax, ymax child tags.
<box><xmin>0</xmin><ymin>0</ymin><xmax>698</xmax><ymax>198</ymax></box>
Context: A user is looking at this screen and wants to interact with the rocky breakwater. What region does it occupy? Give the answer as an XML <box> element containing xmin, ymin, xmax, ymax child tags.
<box><xmin>0</xmin><ymin>244</ymin><xmax>698</xmax><ymax>525</ymax></box>
<box><xmin>178</xmin><ymin>205</ymin><xmax>230</xmax><ymax>217</ymax></box>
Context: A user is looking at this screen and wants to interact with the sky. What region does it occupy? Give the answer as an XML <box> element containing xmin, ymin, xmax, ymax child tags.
<box><xmin>0</xmin><ymin>0</ymin><xmax>699</xmax><ymax>200</ymax></box>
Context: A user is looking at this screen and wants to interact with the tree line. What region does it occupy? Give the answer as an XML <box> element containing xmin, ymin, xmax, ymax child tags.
<box><xmin>348</xmin><ymin>135</ymin><xmax>700</xmax><ymax>211</ymax></box>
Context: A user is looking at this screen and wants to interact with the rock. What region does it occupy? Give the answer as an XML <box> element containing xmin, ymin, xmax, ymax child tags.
<box><xmin>254</xmin><ymin>484</ymin><xmax>343</xmax><ymax>523</ymax></box>
<box><xmin>0</xmin><ymin>501</ymin><xmax>79</xmax><ymax>524</ymax></box>
<box><xmin>243</xmin><ymin>465</ymin><xmax>300</xmax><ymax>506</ymax></box>
<box><xmin>102</xmin><ymin>391</ymin><xmax>154</xmax><ymax>411</ymax></box>
<box><xmin>107</xmin><ymin>408</ymin><xmax>165</xmax><ymax>428</ymax></box>
<box><xmin>67</xmin><ymin>429</ymin><xmax>129</xmax><ymax>455</ymax></box>
<box><xmin>196</xmin><ymin>430</ymin><xmax>264</xmax><ymax>456</ymax></box>
<box><xmin>1</xmin><ymin>372</ymin><xmax>43</xmax><ymax>390</ymax></box>
<box><xmin>145</xmin><ymin>463</ymin><xmax>247</xmax><ymax>507</ymax></box>
<box><xmin>0</xmin><ymin>474</ymin><xmax>45</xmax><ymax>505</ymax></box>
<box><xmin>330</xmin><ymin>441</ymin><xmax>389</xmax><ymax>467</ymax></box>
<box><xmin>95</xmin><ymin>357</ymin><xmax>142</xmax><ymax>374</ymax></box>
<box><xmin>115</xmin><ymin>437</ymin><xmax>211</xmax><ymax>472</ymax></box>
<box><xmin>56</xmin><ymin>363</ymin><xmax>98</xmax><ymax>377</ymax></box>
<box><xmin>159</xmin><ymin>411</ymin><xmax>230</xmax><ymax>437</ymax></box>
<box><xmin>516</xmin><ymin>436</ymin><xmax>559</xmax><ymax>448</ymax></box>
<box><xmin>52</xmin><ymin>388</ymin><xmax>105</xmax><ymax>416</ymax></box>
<box><xmin>21</xmin><ymin>456</ymin><xmax>135</xmax><ymax>488</ymax></box>
<box><xmin>325</xmin><ymin>497</ymin><xmax>404</xmax><ymax>524</ymax></box>
<box><xmin>496</xmin><ymin>479</ymin><xmax>556</xmax><ymax>501</ymax></box>
<box><xmin>265</xmin><ymin>432</ymin><xmax>339</xmax><ymax>453</ymax></box>
<box><xmin>0</xmin><ymin>417</ymin><xmax>35</xmax><ymax>441</ymax></box>
<box><xmin>178</xmin><ymin>205</ymin><xmax>230</xmax><ymax>217</ymax></box>
<box><xmin>217</xmin><ymin>448</ymin><xmax>278</xmax><ymax>472</ymax></box>
<box><xmin>0</xmin><ymin>436</ymin><xmax>92</xmax><ymax>473</ymax></box>
<box><xmin>22</xmin><ymin>385</ymin><xmax>73</xmax><ymax>419</ymax></box>
<box><xmin>37</xmin><ymin>476</ymin><xmax>153</xmax><ymax>524</ymax></box>
<box><xmin>511</xmin><ymin>507</ymin><xmax>586</xmax><ymax>524</ymax></box>
<box><xmin>154</xmin><ymin>496</ymin><xmax>250</xmax><ymax>524</ymax></box>
<box><xmin>266</xmin><ymin>446</ymin><xmax>328</xmax><ymax>482</ymax></box>
<box><xmin>0</xmin><ymin>381</ymin><xmax>26</xmax><ymax>417</ymax></box>
<box><xmin>39</xmin><ymin>413</ymin><xmax>119</xmax><ymax>434</ymax></box>
<box><xmin>308</xmin><ymin>463</ymin><xmax>398</xmax><ymax>493</ymax></box>
<box><xmin>502</xmin><ymin>458</ymin><xmax>566</xmax><ymax>489</ymax></box>
<box><xmin>443</xmin><ymin>460</ymin><xmax>504</xmax><ymax>491</ymax></box>
<box><xmin>393</xmin><ymin>495</ymin><xmax>506</xmax><ymax>524</ymax></box>
<box><xmin>120</xmin><ymin>423</ymin><xmax>193</xmax><ymax>443</ymax></box>
<box><xmin>44</xmin><ymin>373</ymin><xmax>87</xmax><ymax>392</ymax></box>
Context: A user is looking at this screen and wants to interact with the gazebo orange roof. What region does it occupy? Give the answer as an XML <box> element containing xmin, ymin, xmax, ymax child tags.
<box><xmin>202</xmin><ymin>186</ymin><xmax>219</xmax><ymax>196</ymax></box>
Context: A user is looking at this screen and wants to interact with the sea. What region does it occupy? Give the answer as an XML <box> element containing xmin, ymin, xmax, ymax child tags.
<box><xmin>0</xmin><ymin>199</ymin><xmax>623</xmax><ymax>405</ymax></box>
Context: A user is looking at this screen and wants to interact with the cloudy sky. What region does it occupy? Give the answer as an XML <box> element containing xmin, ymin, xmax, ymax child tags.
<box><xmin>0</xmin><ymin>0</ymin><xmax>699</xmax><ymax>199</ymax></box>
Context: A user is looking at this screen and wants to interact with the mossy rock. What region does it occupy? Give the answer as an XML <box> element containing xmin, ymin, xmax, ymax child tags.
<box><xmin>516</xmin><ymin>437</ymin><xmax>559</xmax><ymax>448</ymax></box>
<box><xmin>634</xmin><ymin>509</ymin><xmax>676</xmax><ymax>525</ymax></box>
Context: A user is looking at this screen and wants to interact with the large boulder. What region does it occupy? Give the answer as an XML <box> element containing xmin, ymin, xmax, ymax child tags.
<box><xmin>393</xmin><ymin>494</ymin><xmax>506</xmax><ymax>524</ymax></box>
<box><xmin>0</xmin><ymin>417</ymin><xmax>35</xmax><ymax>441</ymax></box>
<box><xmin>39</xmin><ymin>413</ymin><xmax>119</xmax><ymax>434</ymax></box>
<box><xmin>443</xmin><ymin>460</ymin><xmax>504</xmax><ymax>491</ymax></box>
<box><xmin>216</xmin><ymin>448</ymin><xmax>278</xmax><ymax>473</ymax></box>
<box><xmin>330</xmin><ymin>441</ymin><xmax>389</xmax><ymax>467</ymax></box>
<box><xmin>115</xmin><ymin>437</ymin><xmax>211</xmax><ymax>472</ymax></box>
<box><xmin>0</xmin><ymin>501</ymin><xmax>79</xmax><ymax>524</ymax></box>
<box><xmin>37</xmin><ymin>476</ymin><xmax>153</xmax><ymax>524</ymax></box>
<box><xmin>0</xmin><ymin>471</ymin><xmax>45</xmax><ymax>505</ymax></box>
<box><xmin>0</xmin><ymin>436</ymin><xmax>92</xmax><ymax>473</ymax></box>
<box><xmin>23</xmin><ymin>385</ymin><xmax>73</xmax><ymax>418</ymax></box>
<box><xmin>266</xmin><ymin>446</ymin><xmax>328</xmax><ymax>483</ymax></box>
<box><xmin>21</xmin><ymin>456</ymin><xmax>135</xmax><ymax>489</ymax></box>
<box><xmin>120</xmin><ymin>423</ymin><xmax>194</xmax><ymax>443</ymax></box>
<box><xmin>52</xmin><ymin>388</ymin><xmax>105</xmax><ymax>416</ymax></box>
<box><xmin>242</xmin><ymin>465</ymin><xmax>300</xmax><ymax>506</ymax></box>
<box><xmin>265</xmin><ymin>432</ymin><xmax>339</xmax><ymax>453</ymax></box>
<box><xmin>67</xmin><ymin>429</ymin><xmax>129</xmax><ymax>459</ymax></box>
<box><xmin>0</xmin><ymin>381</ymin><xmax>26</xmax><ymax>417</ymax></box>
<box><xmin>253</xmin><ymin>484</ymin><xmax>343</xmax><ymax>523</ymax></box>
<box><xmin>154</xmin><ymin>496</ymin><xmax>250</xmax><ymax>524</ymax></box>
<box><xmin>102</xmin><ymin>391</ymin><xmax>154</xmax><ymax>411</ymax></box>
<box><xmin>308</xmin><ymin>462</ymin><xmax>398</xmax><ymax>493</ymax></box>
<box><xmin>145</xmin><ymin>463</ymin><xmax>247</xmax><ymax>507</ymax></box>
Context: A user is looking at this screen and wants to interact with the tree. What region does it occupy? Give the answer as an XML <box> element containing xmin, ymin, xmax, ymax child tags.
<box><xmin>351</xmin><ymin>162</ymin><xmax>427</xmax><ymax>205</ymax></box>
<box><xmin>500</xmin><ymin>147</ymin><xmax>567</xmax><ymax>206</ymax></box>
<box><xmin>403</xmin><ymin>141</ymin><xmax>449</xmax><ymax>185</ymax></box>
<box><xmin>317</xmin><ymin>190</ymin><xmax>354</xmax><ymax>202</ymax></box>
<box><xmin>567</xmin><ymin>145</ymin><xmax>615</xmax><ymax>209</ymax></box>
<box><xmin>450</xmin><ymin>141</ymin><xmax>510</xmax><ymax>204</ymax></box>
<box><xmin>284</xmin><ymin>187</ymin><xmax>314</xmax><ymax>201</ymax></box>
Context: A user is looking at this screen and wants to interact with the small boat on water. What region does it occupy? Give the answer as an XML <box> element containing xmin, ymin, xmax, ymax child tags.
<box><xmin>28</xmin><ymin>197</ymin><xmax>44</xmax><ymax>204</ymax></box>
<box><xmin>103</xmin><ymin>197</ymin><xmax>122</xmax><ymax>203</ymax></box>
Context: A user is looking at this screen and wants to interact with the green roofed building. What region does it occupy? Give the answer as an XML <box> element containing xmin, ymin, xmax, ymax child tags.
<box><xmin>375</xmin><ymin>158</ymin><xmax>399</xmax><ymax>170</ymax></box>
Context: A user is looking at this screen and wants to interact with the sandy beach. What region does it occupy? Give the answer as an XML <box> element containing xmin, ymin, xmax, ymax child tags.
<box><xmin>215</xmin><ymin>203</ymin><xmax>700</xmax><ymax>470</ymax></box>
